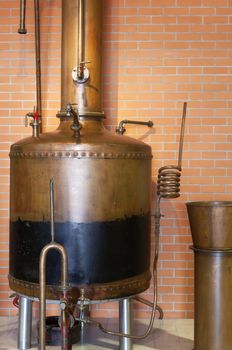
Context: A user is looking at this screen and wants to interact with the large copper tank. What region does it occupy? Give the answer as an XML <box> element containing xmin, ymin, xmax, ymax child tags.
<box><xmin>9</xmin><ymin>0</ymin><xmax>152</xmax><ymax>301</ymax></box>
<box><xmin>187</xmin><ymin>201</ymin><xmax>232</xmax><ymax>350</ymax></box>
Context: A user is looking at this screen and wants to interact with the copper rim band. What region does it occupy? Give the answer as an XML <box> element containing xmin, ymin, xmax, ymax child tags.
<box><xmin>9</xmin><ymin>271</ymin><xmax>151</xmax><ymax>301</ymax></box>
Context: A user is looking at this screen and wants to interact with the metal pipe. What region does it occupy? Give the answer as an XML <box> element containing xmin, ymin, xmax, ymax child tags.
<box><xmin>116</xmin><ymin>120</ymin><xmax>153</xmax><ymax>135</ymax></box>
<box><xmin>39</xmin><ymin>178</ymin><xmax>70</xmax><ymax>350</ymax></box>
<box><xmin>178</xmin><ymin>101</ymin><xmax>187</xmax><ymax>169</ymax></box>
<box><xmin>50</xmin><ymin>177</ymin><xmax>55</xmax><ymax>242</ymax></box>
<box><xmin>18</xmin><ymin>0</ymin><xmax>27</xmax><ymax>34</ymax></box>
<box><xmin>34</xmin><ymin>0</ymin><xmax>42</xmax><ymax>131</ymax></box>
<box><xmin>39</xmin><ymin>242</ymin><xmax>69</xmax><ymax>350</ymax></box>
<box><xmin>18</xmin><ymin>0</ymin><xmax>42</xmax><ymax>131</ymax></box>
<box><xmin>77</xmin><ymin>0</ymin><xmax>84</xmax><ymax>80</ymax></box>
<box><xmin>119</xmin><ymin>299</ymin><xmax>133</xmax><ymax>350</ymax></box>
<box><xmin>17</xmin><ymin>296</ymin><xmax>33</xmax><ymax>350</ymax></box>
<box><xmin>133</xmin><ymin>296</ymin><xmax>164</xmax><ymax>319</ymax></box>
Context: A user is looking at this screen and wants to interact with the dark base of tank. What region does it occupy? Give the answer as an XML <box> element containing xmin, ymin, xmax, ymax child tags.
<box><xmin>9</xmin><ymin>214</ymin><xmax>151</xmax><ymax>300</ymax></box>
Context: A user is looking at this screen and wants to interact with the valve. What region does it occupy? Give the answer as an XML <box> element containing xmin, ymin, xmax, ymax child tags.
<box><xmin>72</xmin><ymin>61</ymin><xmax>91</xmax><ymax>84</ymax></box>
<box><xmin>65</xmin><ymin>103</ymin><xmax>82</xmax><ymax>138</ymax></box>
<box><xmin>25</xmin><ymin>107</ymin><xmax>41</xmax><ymax>137</ymax></box>
<box><xmin>10</xmin><ymin>293</ymin><xmax>20</xmax><ymax>308</ymax></box>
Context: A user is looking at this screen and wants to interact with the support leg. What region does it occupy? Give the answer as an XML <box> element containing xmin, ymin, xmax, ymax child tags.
<box><xmin>17</xmin><ymin>296</ymin><xmax>33</xmax><ymax>350</ymax></box>
<box><xmin>119</xmin><ymin>298</ymin><xmax>133</xmax><ymax>350</ymax></box>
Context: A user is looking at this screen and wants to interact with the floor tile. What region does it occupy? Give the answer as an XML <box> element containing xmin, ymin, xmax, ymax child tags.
<box><xmin>0</xmin><ymin>317</ymin><xmax>194</xmax><ymax>350</ymax></box>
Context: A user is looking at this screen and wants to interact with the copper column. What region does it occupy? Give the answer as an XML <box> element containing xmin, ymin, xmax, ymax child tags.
<box><xmin>186</xmin><ymin>201</ymin><xmax>232</xmax><ymax>350</ymax></box>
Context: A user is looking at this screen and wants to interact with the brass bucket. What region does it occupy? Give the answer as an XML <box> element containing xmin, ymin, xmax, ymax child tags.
<box><xmin>186</xmin><ymin>201</ymin><xmax>232</xmax><ymax>249</ymax></box>
<box><xmin>186</xmin><ymin>201</ymin><xmax>232</xmax><ymax>350</ymax></box>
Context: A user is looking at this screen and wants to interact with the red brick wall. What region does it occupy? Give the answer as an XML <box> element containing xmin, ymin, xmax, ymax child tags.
<box><xmin>1</xmin><ymin>0</ymin><xmax>232</xmax><ymax>318</ymax></box>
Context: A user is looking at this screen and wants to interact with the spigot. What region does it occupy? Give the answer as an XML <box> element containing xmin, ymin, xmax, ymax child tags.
<box><xmin>66</xmin><ymin>103</ymin><xmax>76</xmax><ymax>117</ymax></box>
<box><xmin>116</xmin><ymin>124</ymin><xmax>126</xmax><ymax>135</ymax></box>
<box><xmin>77</xmin><ymin>288</ymin><xmax>90</xmax><ymax>328</ymax></box>
<box><xmin>72</xmin><ymin>61</ymin><xmax>91</xmax><ymax>84</ymax></box>
<box><xmin>25</xmin><ymin>107</ymin><xmax>41</xmax><ymax>137</ymax></box>
<box><xmin>66</xmin><ymin>104</ymin><xmax>82</xmax><ymax>138</ymax></box>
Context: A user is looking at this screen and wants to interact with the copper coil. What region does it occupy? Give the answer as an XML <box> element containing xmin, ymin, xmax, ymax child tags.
<box><xmin>157</xmin><ymin>165</ymin><xmax>181</xmax><ymax>199</ymax></box>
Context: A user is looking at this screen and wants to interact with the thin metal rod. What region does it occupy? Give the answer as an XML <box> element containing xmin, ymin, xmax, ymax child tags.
<box><xmin>178</xmin><ymin>102</ymin><xmax>187</xmax><ymax>169</ymax></box>
<box><xmin>18</xmin><ymin>0</ymin><xmax>27</xmax><ymax>34</ymax></box>
<box><xmin>50</xmin><ymin>177</ymin><xmax>55</xmax><ymax>242</ymax></box>
<box><xmin>17</xmin><ymin>297</ymin><xmax>32</xmax><ymax>350</ymax></box>
<box><xmin>34</xmin><ymin>0</ymin><xmax>42</xmax><ymax>131</ymax></box>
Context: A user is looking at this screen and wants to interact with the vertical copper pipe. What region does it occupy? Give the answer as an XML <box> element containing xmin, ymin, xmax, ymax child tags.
<box><xmin>178</xmin><ymin>102</ymin><xmax>187</xmax><ymax>169</ymax></box>
<box><xmin>50</xmin><ymin>178</ymin><xmax>55</xmax><ymax>242</ymax></box>
<box><xmin>34</xmin><ymin>0</ymin><xmax>42</xmax><ymax>131</ymax></box>
<box><xmin>77</xmin><ymin>0</ymin><xmax>84</xmax><ymax>69</ymax></box>
<box><xmin>18</xmin><ymin>0</ymin><xmax>27</xmax><ymax>34</ymax></box>
<box><xmin>18</xmin><ymin>0</ymin><xmax>42</xmax><ymax>131</ymax></box>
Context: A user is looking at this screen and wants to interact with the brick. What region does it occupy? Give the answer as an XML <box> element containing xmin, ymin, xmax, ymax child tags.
<box><xmin>1</xmin><ymin>0</ymin><xmax>232</xmax><ymax>321</ymax></box>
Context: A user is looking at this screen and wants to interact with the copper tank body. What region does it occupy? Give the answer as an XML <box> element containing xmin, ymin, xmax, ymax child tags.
<box><xmin>9</xmin><ymin>0</ymin><xmax>152</xmax><ymax>301</ymax></box>
<box><xmin>186</xmin><ymin>201</ymin><xmax>232</xmax><ymax>350</ymax></box>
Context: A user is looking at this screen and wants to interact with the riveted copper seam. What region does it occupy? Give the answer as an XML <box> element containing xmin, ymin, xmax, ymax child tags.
<box><xmin>9</xmin><ymin>271</ymin><xmax>151</xmax><ymax>301</ymax></box>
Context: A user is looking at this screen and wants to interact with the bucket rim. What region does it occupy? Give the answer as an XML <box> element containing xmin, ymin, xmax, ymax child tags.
<box><xmin>186</xmin><ymin>201</ymin><xmax>232</xmax><ymax>207</ymax></box>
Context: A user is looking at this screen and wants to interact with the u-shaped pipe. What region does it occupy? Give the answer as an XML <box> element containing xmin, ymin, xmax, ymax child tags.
<box><xmin>39</xmin><ymin>242</ymin><xmax>69</xmax><ymax>350</ymax></box>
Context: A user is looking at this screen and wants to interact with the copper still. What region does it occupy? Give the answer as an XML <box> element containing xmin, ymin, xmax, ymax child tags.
<box><xmin>186</xmin><ymin>201</ymin><xmax>232</xmax><ymax>350</ymax></box>
<box><xmin>9</xmin><ymin>0</ymin><xmax>152</xmax><ymax>303</ymax></box>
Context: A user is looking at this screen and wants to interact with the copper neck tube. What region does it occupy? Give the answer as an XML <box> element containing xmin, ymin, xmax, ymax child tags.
<box><xmin>61</xmin><ymin>0</ymin><xmax>104</xmax><ymax>117</ymax></box>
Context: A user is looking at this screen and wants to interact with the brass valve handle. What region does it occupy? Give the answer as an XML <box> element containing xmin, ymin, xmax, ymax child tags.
<box><xmin>72</xmin><ymin>61</ymin><xmax>91</xmax><ymax>84</ymax></box>
<box><xmin>116</xmin><ymin>120</ymin><xmax>153</xmax><ymax>135</ymax></box>
<box><xmin>78</xmin><ymin>61</ymin><xmax>91</xmax><ymax>80</ymax></box>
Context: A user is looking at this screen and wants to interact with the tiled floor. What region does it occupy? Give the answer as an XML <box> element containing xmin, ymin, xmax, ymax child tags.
<box><xmin>0</xmin><ymin>317</ymin><xmax>194</xmax><ymax>350</ymax></box>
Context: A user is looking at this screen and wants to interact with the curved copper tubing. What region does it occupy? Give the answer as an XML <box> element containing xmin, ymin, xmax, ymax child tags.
<box><xmin>39</xmin><ymin>242</ymin><xmax>69</xmax><ymax>350</ymax></box>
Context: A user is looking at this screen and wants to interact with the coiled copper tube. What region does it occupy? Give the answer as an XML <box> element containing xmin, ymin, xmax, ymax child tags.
<box><xmin>157</xmin><ymin>102</ymin><xmax>187</xmax><ymax>200</ymax></box>
<box><xmin>157</xmin><ymin>165</ymin><xmax>181</xmax><ymax>199</ymax></box>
